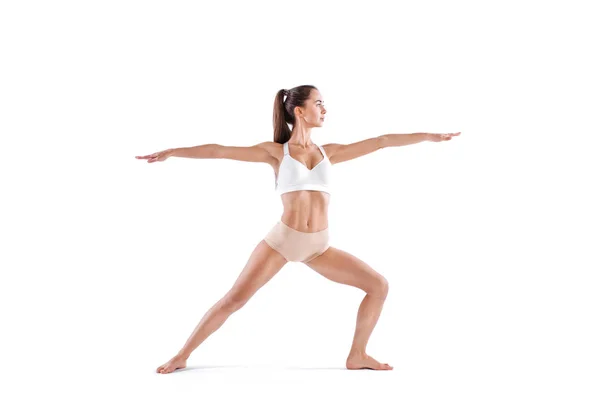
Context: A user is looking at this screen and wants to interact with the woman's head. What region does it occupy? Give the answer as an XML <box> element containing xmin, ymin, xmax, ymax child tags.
<box><xmin>273</xmin><ymin>85</ymin><xmax>327</xmax><ymax>143</ymax></box>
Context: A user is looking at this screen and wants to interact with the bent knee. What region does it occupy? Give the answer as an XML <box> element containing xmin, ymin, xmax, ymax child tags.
<box><xmin>369</xmin><ymin>276</ymin><xmax>389</xmax><ymax>299</ymax></box>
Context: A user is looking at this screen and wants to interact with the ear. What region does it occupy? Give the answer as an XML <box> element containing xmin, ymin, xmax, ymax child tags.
<box><xmin>294</xmin><ymin>105</ymin><xmax>304</xmax><ymax>118</ymax></box>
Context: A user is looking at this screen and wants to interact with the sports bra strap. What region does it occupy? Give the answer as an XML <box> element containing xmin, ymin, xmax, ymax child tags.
<box><xmin>317</xmin><ymin>145</ymin><xmax>327</xmax><ymax>158</ymax></box>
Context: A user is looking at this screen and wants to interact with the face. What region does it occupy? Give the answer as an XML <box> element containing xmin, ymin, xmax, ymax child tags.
<box><xmin>297</xmin><ymin>89</ymin><xmax>327</xmax><ymax>127</ymax></box>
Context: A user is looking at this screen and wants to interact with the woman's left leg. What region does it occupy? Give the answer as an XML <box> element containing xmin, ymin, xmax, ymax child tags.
<box><xmin>304</xmin><ymin>246</ymin><xmax>393</xmax><ymax>370</ymax></box>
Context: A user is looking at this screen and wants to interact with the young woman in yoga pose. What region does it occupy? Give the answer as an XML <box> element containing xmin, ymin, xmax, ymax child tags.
<box><xmin>136</xmin><ymin>84</ymin><xmax>460</xmax><ymax>373</ymax></box>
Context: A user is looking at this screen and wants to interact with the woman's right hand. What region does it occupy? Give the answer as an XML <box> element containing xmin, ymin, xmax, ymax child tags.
<box><xmin>135</xmin><ymin>148</ymin><xmax>174</xmax><ymax>163</ymax></box>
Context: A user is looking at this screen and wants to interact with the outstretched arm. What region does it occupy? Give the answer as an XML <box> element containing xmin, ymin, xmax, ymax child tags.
<box><xmin>174</xmin><ymin>142</ymin><xmax>274</xmax><ymax>163</ymax></box>
<box><xmin>213</xmin><ymin>142</ymin><xmax>273</xmax><ymax>163</ymax></box>
<box><xmin>324</xmin><ymin>136</ymin><xmax>386</xmax><ymax>165</ymax></box>
<box><xmin>135</xmin><ymin>144</ymin><xmax>217</xmax><ymax>163</ymax></box>
<box><xmin>323</xmin><ymin>132</ymin><xmax>461</xmax><ymax>165</ymax></box>
<box><xmin>383</xmin><ymin>132</ymin><xmax>461</xmax><ymax>147</ymax></box>
<box><xmin>170</xmin><ymin>144</ymin><xmax>218</xmax><ymax>159</ymax></box>
<box><xmin>135</xmin><ymin>142</ymin><xmax>274</xmax><ymax>164</ymax></box>
<box><xmin>382</xmin><ymin>133</ymin><xmax>430</xmax><ymax>147</ymax></box>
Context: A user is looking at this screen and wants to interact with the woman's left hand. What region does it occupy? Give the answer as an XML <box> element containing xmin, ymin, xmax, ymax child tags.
<box><xmin>428</xmin><ymin>132</ymin><xmax>461</xmax><ymax>142</ymax></box>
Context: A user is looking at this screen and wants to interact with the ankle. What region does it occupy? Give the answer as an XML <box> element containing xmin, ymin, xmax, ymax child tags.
<box><xmin>348</xmin><ymin>348</ymin><xmax>367</xmax><ymax>358</ymax></box>
<box><xmin>176</xmin><ymin>351</ymin><xmax>190</xmax><ymax>360</ymax></box>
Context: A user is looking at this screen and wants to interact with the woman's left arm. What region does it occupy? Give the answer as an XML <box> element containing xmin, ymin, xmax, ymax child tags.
<box><xmin>382</xmin><ymin>132</ymin><xmax>461</xmax><ymax>147</ymax></box>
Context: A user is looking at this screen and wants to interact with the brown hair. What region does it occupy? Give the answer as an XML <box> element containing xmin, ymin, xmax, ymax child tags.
<box><xmin>273</xmin><ymin>85</ymin><xmax>318</xmax><ymax>143</ymax></box>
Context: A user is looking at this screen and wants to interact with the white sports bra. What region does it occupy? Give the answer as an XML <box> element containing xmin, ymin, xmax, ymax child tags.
<box><xmin>274</xmin><ymin>141</ymin><xmax>332</xmax><ymax>196</ymax></box>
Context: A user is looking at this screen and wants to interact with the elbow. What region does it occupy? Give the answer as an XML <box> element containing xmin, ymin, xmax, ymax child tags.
<box><xmin>211</xmin><ymin>144</ymin><xmax>226</xmax><ymax>159</ymax></box>
<box><xmin>377</xmin><ymin>135</ymin><xmax>388</xmax><ymax>149</ymax></box>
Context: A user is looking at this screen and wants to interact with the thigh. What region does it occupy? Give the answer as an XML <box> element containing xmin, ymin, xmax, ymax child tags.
<box><xmin>304</xmin><ymin>246</ymin><xmax>389</xmax><ymax>296</ymax></box>
<box><xmin>226</xmin><ymin>240</ymin><xmax>288</xmax><ymax>304</ymax></box>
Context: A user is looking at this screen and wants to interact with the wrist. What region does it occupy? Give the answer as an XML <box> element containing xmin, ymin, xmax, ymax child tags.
<box><xmin>167</xmin><ymin>148</ymin><xmax>178</xmax><ymax>158</ymax></box>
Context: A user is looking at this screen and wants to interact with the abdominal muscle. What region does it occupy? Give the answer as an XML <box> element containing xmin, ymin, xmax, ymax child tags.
<box><xmin>279</xmin><ymin>191</ymin><xmax>330</xmax><ymax>232</ymax></box>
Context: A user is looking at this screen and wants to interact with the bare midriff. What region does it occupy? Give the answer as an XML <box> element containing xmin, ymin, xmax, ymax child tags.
<box><xmin>279</xmin><ymin>190</ymin><xmax>330</xmax><ymax>233</ymax></box>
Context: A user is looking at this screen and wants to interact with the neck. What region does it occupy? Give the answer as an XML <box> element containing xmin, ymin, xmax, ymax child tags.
<box><xmin>289</xmin><ymin>125</ymin><xmax>313</xmax><ymax>148</ymax></box>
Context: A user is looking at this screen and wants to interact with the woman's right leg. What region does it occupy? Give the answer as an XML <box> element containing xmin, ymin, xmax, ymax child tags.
<box><xmin>156</xmin><ymin>239</ymin><xmax>288</xmax><ymax>373</ymax></box>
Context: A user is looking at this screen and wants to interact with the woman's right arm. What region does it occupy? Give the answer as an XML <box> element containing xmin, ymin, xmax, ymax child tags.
<box><xmin>172</xmin><ymin>142</ymin><xmax>274</xmax><ymax>162</ymax></box>
<box><xmin>136</xmin><ymin>142</ymin><xmax>273</xmax><ymax>164</ymax></box>
<box><xmin>135</xmin><ymin>144</ymin><xmax>217</xmax><ymax>163</ymax></box>
<box><xmin>170</xmin><ymin>144</ymin><xmax>218</xmax><ymax>159</ymax></box>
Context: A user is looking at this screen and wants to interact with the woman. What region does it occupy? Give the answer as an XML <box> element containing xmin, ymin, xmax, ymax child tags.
<box><xmin>136</xmin><ymin>85</ymin><xmax>460</xmax><ymax>373</ymax></box>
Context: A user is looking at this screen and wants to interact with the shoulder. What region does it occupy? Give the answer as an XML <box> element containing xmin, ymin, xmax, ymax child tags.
<box><xmin>322</xmin><ymin>143</ymin><xmax>341</xmax><ymax>152</ymax></box>
<box><xmin>321</xmin><ymin>143</ymin><xmax>342</xmax><ymax>161</ymax></box>
<box><xmin>256</xmin><ymin>141</ymin><xmax>283</xmax><ymax>159</ymax></box>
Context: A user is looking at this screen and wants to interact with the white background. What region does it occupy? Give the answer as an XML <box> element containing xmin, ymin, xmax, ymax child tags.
<box><xmin>1</xmin><ymin>0</ymin><xmax>598</xmax><ymax>399</ymax></box>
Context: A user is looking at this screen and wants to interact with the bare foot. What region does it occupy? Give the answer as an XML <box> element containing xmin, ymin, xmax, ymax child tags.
<box><xmin>156</xmin><ymin>355</ymin><xmax>187</xmax><ymax>374</ymax></box>
<box><xmin>346</xmin><ymin>352</ymin><xmax>393</xmax><ymax>370</ymax></box>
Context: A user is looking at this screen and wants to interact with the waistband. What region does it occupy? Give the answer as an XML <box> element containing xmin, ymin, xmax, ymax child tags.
<box><xmin>278</xmin><ymin>220</ymin><xmax>329</xmax><ymax>234</ymax></box>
